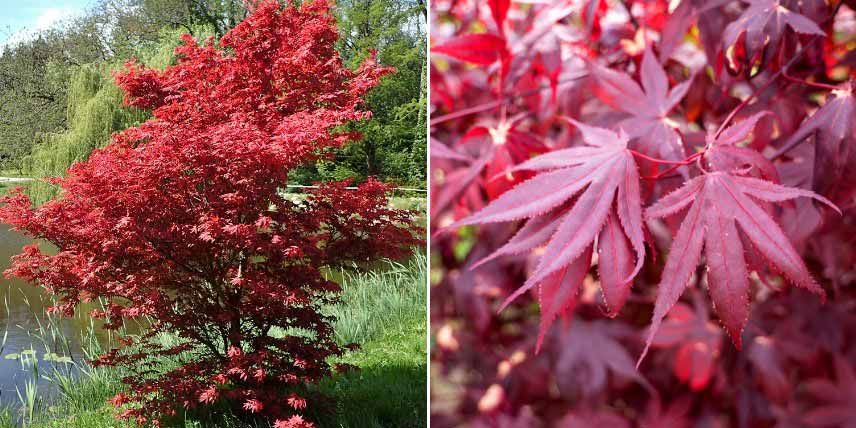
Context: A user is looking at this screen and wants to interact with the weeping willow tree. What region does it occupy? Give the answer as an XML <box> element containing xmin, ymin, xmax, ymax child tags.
<box><xmin>21</xmin><ymin>26</ymin><xmax>213</xmax><ymax>205</ymax></box>
<box><xmin>21</xmin><ymin>65</ymin><xmax>147</xmax><ymax>205</ymax></box>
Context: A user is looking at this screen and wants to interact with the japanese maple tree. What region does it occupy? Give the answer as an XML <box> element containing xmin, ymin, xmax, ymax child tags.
<box><xmin>0</xmin><ymin>1</ymin><xmax>419</xmax><ymax>426</ymax></box>
<box><xmin>431</xmin><ymin>0</ymin><xmax>856</xmax><ymax>426</ymax></box>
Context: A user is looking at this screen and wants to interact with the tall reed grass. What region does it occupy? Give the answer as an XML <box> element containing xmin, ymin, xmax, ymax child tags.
<box><xmin>330</xmin><ymin>251</ymin><xmax>427</xmax><ymax>345</ymax></box>
<box><xmin>0</xmin><ymin>288</ymin><xmax>127</xmax><ymax>428</ymax></box>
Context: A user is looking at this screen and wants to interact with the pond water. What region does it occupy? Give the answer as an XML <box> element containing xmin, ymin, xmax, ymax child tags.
<box><xmin>0</xmin><ymin>225</ymin><xmax>116</xmax><ymax>407</ymax></box>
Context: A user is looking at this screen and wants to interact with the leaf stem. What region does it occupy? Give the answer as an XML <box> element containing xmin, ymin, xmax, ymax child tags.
<box><xmin>642</xmin><ymin>163</ymin><xmax>686</xmax><ymax>180</ymax></box>
<box><xmin>713</xmin><ymin>74</ymin><xmax>782</xmax><ymax>140</ymax></box>
<box><xmin>782</xmin><ymin>71</ymin><xmax>840</xmax><ymax>91</ymax></box>
<box><xmin>630</xmin><ymin>150</ymin><xmax>701</xmax><ymax>166</ymax></box>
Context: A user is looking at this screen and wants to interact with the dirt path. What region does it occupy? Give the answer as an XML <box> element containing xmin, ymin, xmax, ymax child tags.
<box><xmin>0</xmin><ymin>177</ymin><xmax>33</xmax><ymax>183</ymax></box>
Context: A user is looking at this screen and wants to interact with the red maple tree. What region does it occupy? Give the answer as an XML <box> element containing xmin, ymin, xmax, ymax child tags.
<box><xmin>431</xmin><ymin>0</ymin><xmax>856</xmax><ymax>426</ymax></box>
<box><xmin>0</xmin><ymin>1</ymin><xmax>419</xmax><ymax>426</ymax></box>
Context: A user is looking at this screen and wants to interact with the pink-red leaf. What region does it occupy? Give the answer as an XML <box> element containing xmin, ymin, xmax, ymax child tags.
<box><xmin>598</xmin><ymin>210</ymin><xmax>634</xmax><ymax>316</ymax></box>
<box><xmin>554</xmin><ymin>320</ymin><xmax>651</xmax><ymax>395</ymax></box>
<box><xmin>592</xmin><ymin>48</ymin><xmax>692</xmax><ymax>169</ymax></box>
<box><xmin>639</xmin><ymin>183</ymin><xmax>705</xmax><ymax>365</ymax></box>
<box><xmin>780</xmin><ymin>83</ymin><xmax>855</xmax><ymax>189</ymax></box>
<box><xmin>472</xmin><ymin>213</ymin><xmax>562</xmax><ymax>269</ymax></box>
<box><xmin>722</xmin><ymin>0</ymin><xmax>825</xmax><ymax>67</ymax></box>
<box><xmin>703</xmin><ymin>187</ymin><xmax>749</xmax><ymax>346</ymax></box>
<box><xmin>536</xmin><ymin>245</ymin><xmax>593</xmax><ymax>351</ymax></box>
<box><xmin>432</xmin><ymin>33</ymin><xmax>508</xmax><ymax>66</ymax></box>
<box><xmin>649</xmin><ymin>303</ymin><xmax>723</xmax><ymax>390</ymax></box>
<box><xmin>803</xmin><ymin>354</ymin><xmax>856</xmax><ymax>427</ymax></box>
<box><xmin>453</xmin><ymin>121</ymin><xmax>646</xmax><ymax>337</ymax></box>
<box><xmin>488</xmin><ymin>0</ymin><xmax>511</xmax><ymax>33</ymax></box>
<box><xmin>640</xmin><ymin>47</ymin><xmax>670</xmax><ymax>113</ymax></box>
<box><xmin>640</xmin><ymin>171</ymin><xmax>835</xmax><ymax>364</ymax></box>
<box><xmin>710</xmin><ymin>111</ymin><xmax>770</xmax><ymax>147</ymax></box>
<box><xmin>590</xmin><ymin>63</ymin><xmax>648</xmax><ymax>114</ymax></box>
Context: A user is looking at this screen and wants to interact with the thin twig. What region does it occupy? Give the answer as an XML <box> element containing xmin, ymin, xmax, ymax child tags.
<box><xmin>430</xmin><ymin>73</ymin><xmax>588</xmax><ymax>126</ymax></box>
<box><xmin>620</xmin><ymin>0</ymin><xmax>640</xmax><ymax>30</ymax></box>
<box><xmin>782</xmin><ymin>70</ymin><xmax>840</xmax><ymax>91</ymax></box>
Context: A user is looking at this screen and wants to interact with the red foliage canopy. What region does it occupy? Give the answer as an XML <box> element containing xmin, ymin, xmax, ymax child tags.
<box><xmin>430</xmin><ymin>0</ymin><xmax>856</xmax><ymax>426</ymax></box>
<box><xmin>0</xmin><ymin>1</ymin><xmax>419</xmax><ymax>426</ymax></box>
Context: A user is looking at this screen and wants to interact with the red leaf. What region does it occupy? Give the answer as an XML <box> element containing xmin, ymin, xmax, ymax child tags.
<box><xmin>488</xmin><ymin>0</ymin><xmax>511</xmax><ymax>33</ymax></box>
<box><xmin>592</xmin><ymin>47</ymin><xmax>694</xmax><ymax>169</ymax></box>
<box><xmin>649</xmin><ymin>303</ymin><xmax>723</xmax><ymax>390</ymax></box>
<box><xmin>536</xmin><ymin>245</ymin><xmax>592</xmax><ymax>351</ymax></box>
<box><xmin>452</xmin><ymin>121</ymin><xmax>646</xmax><ymax>339</ymax></box>
<box><xmin>641</xmin><ymin>397</ymin><xmax>692</xmax><ymax>428</ymax></box>
<box><xmin>554</xmin><ymin>320</ymin><xmax>652</xmax><ymax>396</ymax></box>
<box><xmin>722</xmin><ymin>0</ymin><xmax>825</xmax><ymax>71</ymax></box>
<box><xmin>431</xmin><ymin>138</ymin><xmax>472</xmax><ymax>162</ymax></box>
<box><xmin>597</xmin><ymin>210</ymin><xmax>634</xmax><ymax>316</ymax></box>
<box><xmin>780</xmin><ymin>82</ymin><xmax>855</xmax><ymax>190</ymax></box>
<box><xmin>640</xmin><ymin>171</ymin><xmax>837</xmax><ymax>364</ymax></box>
<box><xmin>472</xmin><ymin>212</ymin><xmax>562</xmax><ymax>269</ymax></box>
<box><xmin>432</xmin><ymin>33</ymin><xmax>508</xmax><ymax>66</ymax></box>
<box><xmin>659</xmin><ymin>0</ymin><xmax>695</xmax><ymax>62</ymax></box>
<box><xmin>746</xmin><ymin>335</ymin><xmax>791</xmax><ymax>402</ymax></box>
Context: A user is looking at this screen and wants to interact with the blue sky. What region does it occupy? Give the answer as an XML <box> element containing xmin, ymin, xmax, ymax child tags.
<box><xmin>0</xmin><ymin>0</ymin><xmax>93</xmax><ymax>48</ymax></box>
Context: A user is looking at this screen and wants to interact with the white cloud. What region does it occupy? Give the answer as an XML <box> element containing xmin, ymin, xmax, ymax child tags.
<box><xmin>1</xmin><ymin>6</ymin><xmax>83</xmax><ymax>51</ymax></box>
<box><xmin>35</xmin><ymin>7</ymin><xmax>76</xmax><ymax>30</ymax></box>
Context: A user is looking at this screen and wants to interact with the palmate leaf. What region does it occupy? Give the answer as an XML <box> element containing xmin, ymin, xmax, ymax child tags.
<box><xmin>722</xmin><ymin>0</ymin><xmax>825</xmax><ymax>69</ymax></box>
<box><xmin>780</xmin><ymin>82</ymin><xmax>855</xmax><ymax>190</ymax></box>
<box><xmin>451</xmin><ymin>120</ymin><xmax>645</xmax><ymax>350</ymax></box>
<box><xmin>553</xmin><ymin>319</ymin><xmax>653</xmax><ymax>397</ymax></box>
<box><xmin>706</xmin><ymin>111</ymin><xmax>780</xmax><ymax>181</ymax></box>
<box><xmin>591</xmin><ymin>47</ymin><xmax>693</xmax><ymax>168</ymax></box>
<box><xmin>639</xmin><ymin>171</ymin><xmax>839</xmax><ymax>364</ymax></box>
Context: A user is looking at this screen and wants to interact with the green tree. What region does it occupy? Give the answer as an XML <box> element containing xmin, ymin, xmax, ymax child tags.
<box><xmin>0</xmin><ymin>0</ymin><xmax>426</xmax><ymax>189</ymax></box>
<box><xmin>0</xmin><ymin>13</ymin><xmax>112</xmax><ymax>170</ymax></box>
<box><xmin>0</xmin><ymin>36</ymin><xmax>73</xmax><ymax>169</ymax></box>
<box><xmin>296</xmin><ymin>0</ymin><xmax>427</xmax><ymax>186</ymax></box>
<box><xmin>21</xmin><ymin>27</ymin><xmax>207</xmax><ymax>204</ymax></box>
<box><xmin>90</xmin><ymin>0</ymin><xmax>249</xmax><ymax>57</ymax></box>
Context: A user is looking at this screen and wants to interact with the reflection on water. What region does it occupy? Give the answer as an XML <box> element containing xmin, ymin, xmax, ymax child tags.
<box><xmin>0</xmin><ymin>225</ymin><xmax>118</xmax><ymax>406</ymax></box>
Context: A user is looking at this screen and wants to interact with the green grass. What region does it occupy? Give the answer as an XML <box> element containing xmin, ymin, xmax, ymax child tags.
<box><xmin>1</xmin><ymin>251</ymin><xmax>426</xmax><ymax>428</ymax></box>
<box><xmin>313</xmin><ymin>255</ymin><xmax>427</xmax><ymax>428</ymax></box>
<box><xmin>0</xmin><ymin>169</ymin><xmax>26</xmax><ymax>178</ymax></box>
<box><xmin>0</xmin><ymin>408</ymin><xmax>13</xmax><ymax>428</ymax></box>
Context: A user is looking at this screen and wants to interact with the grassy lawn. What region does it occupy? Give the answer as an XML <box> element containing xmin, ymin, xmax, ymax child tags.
<box><xmin>3</xmin><ymin>252</ymin><xmax>426</xmax><ymax>428</ymax></box>
<box><xmin>314</xmin><ymin>254</ymin><xmax>427</xmax><ymax>428</ymax></box>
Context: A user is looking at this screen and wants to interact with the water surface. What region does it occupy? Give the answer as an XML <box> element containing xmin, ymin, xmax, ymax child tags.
<box><xmin>0</xmin><ymin>225</ymin><xmax>114</xmax><ymax>406</ymax></box>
